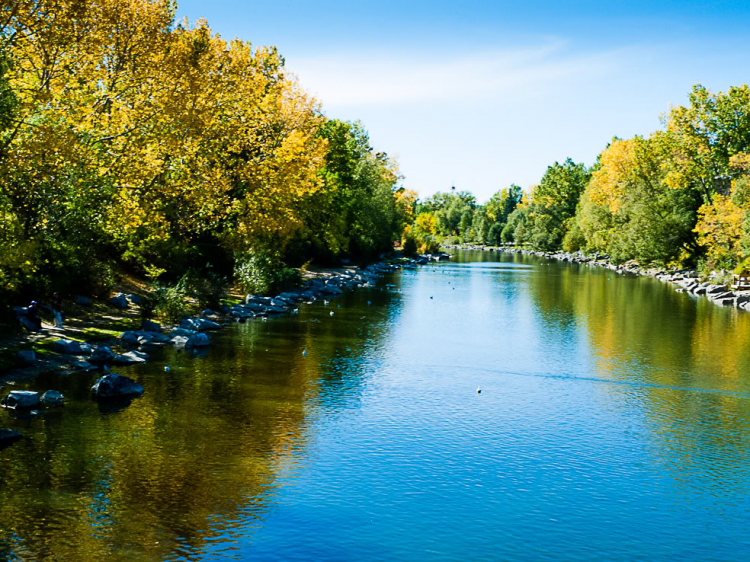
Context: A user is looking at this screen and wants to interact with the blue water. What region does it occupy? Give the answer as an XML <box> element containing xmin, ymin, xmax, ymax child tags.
<box><xmin>3</xmin><ymin>250</ymin><xmax>750</xmax><ymax>561</ymax></box>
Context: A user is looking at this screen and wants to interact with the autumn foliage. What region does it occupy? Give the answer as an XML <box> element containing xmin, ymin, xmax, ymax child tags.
<box><xmin>0</xmin><ymin>0</ymin><xmax>410</xmax><ymax>304</ymax></box>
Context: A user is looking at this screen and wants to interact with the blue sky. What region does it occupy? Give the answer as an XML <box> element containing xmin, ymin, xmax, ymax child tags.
<box><xmin>176</xmin><ymin>1</ymin><xmax>750</xmax><ymax>201</ymax></box>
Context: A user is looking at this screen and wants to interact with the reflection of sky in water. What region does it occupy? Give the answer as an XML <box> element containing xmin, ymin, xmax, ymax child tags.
<box><xmin>3</xmin><ymin>249</ymin><xmax>750</xmax><ymax>561</ymax></box>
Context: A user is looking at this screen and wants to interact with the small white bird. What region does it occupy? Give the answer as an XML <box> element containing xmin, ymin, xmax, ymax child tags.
<box><xmin>477</xmin><ymin>386</ymin><xmax>481</xmax><ymax>394</ymax></box>
<box><xmin>302</xmin><ymin>349</ymin><xmax>307</xmax><ymax>357</ymax></box>
<box><xmin>262</xmin><ymin>316</ymin><xmax>268</xmax><ymax>322</ymax></box>
<box><xmin>324</xmin><ymin>300</ymin><xmax>329</xmax><ymax>306</ymax></box>
<box><xmin>165</xmin><ymin>366</ymin><xmax>170</xmax><ymax>372</ymax></box>
<box><xmin>330</xmin><ymin>311</ymin><xmax>334</xmax><ymax>316</ymax></box>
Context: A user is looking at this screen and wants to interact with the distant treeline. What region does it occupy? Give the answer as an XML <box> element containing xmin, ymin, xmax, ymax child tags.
<box><xmin>407</xmin><ymin>84</ymin><xmax>750</xmax><ymax>275</ymax></box>
<box><xmin>0</xmin><ymin>0</ymin><xmax>414</xmax><ymax>308</ymax></box>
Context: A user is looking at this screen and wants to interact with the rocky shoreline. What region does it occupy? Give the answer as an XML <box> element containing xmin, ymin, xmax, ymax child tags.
<box><xmin>444</xmin><ymin>244</ymin><xmax>750</xmax><ymax>312</ymax></box>
<box><xmin>1</xmin><ymin>254</ymin><xmax>450</xmax><ymax>420</ymax></box>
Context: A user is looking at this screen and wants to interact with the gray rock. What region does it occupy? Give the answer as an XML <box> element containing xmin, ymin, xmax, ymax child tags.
<box><xmin>171</xmin><ymin>335</ymin><xmax>189</xmax><ymax>347</ymax></box>
<box><xmin>53</xmin><ymin>339</ymin><xmax>93</xmax><ymax>355</ymax></box>
<box><xmin>120</xmin><ymin>331</ymin><xmax>141</xmax><ymax>344</ymax></box>
<box><xmin>186</xmin><ymin>333</ymin><xmax>210</xmax><ymax>348</ymax></box>
<box><xmin>0</xmin><ymin>428</ymin><xmax>22</xmax><ymax>448</ymax></box>
<box><xmin>41</xmin><ymin>390</ymin><xmax>65</xmax><ymax>406</ymax></box>
<box><xmin>708</xmin><ymin>291</ymin><xmax>735</xmax><ymax>301</ymax></box>
<box><xmin>113</xmin><ymin>350</ymin><xmax>149</xmax><ymax>365</ymax></box>
<box><xmin>18</xmin><ymin>350</ymin><xmax>36</xmax><ymax>363</ymax></box>
<box><xmin>126</xmin><ymin>293</ymin><xmax>141</xmax><ymax>305</ymax></box>
<box><xmin>170</xmin><ymin>328</ymin><xmax>197</xmax><ymax>338</ymax></box>
<box><xmin>91</xmin><ymin>373</ymin><xmax>144</xmax><ymax>399</ymax></box>
<box><xmin>74</xmin><ymin>296</ymin><xmax>92</xmax><ymax>306</ymax></box>
<box><xmin>137</xmin><ymin>332</ymin><xmax>172</xmax><ymax>346</ymax></box>
<box><xmin>109</xmin><ymin>293</ymin><xmax>129</xmax><ymax>308</ymax></box>
<box><xmin>90</xmin><ymin>346</ymin><xmax>116</xmax><ymax>363</ymax></box>
<box><xmin>180</xmin><ymin>317</ymin><xmax>221</xmax><ymax>331</ymax></box>
<box><xmin>705</xmin><ymin>284</ymin><xmax>729</xmax><ymax>295</ymax></box>
<box><xmin>141</xmin><ymin>319</ymin><xmax>162</xmax><ymax>333</ymax></box>
<box><xmin>1</xmin><ymin>390</ymin><xmax>41</xmax><ymax>410</ymax></box>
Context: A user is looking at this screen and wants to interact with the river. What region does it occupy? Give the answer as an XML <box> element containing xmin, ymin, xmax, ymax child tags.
<box><xmin>2</xmin><ymin>249</ymin><xmax>750</xmax><ymax>561</ymax></box>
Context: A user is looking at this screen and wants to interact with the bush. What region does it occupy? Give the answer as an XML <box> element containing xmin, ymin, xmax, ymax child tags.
<box><xmin>181</xmin><ymin>267</ymin><xmax>228</xmax><ymax>309</ymax></box>
<box><xmin>142</xmin><ymin>283</ymin><xmax>189</xmax><ymax>322</ymax></box>
<box><xmin>234</xmin><ymin>250</ymin><xmax>300</xmax><ymax>295</ymax></box>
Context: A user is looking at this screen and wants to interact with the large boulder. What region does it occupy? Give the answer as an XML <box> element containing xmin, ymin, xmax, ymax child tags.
<box><xmin>91</xmin><ymin>373</ymin><xmax>144</xmax><ymax>399</ymax></box>
<box><xmin>90</xmin><ymin>346</ymin><xmax>116</xmax><ymax>363</ymax></box>
<box><xmin>53</xmin><ymin>339</ymin><xmax>92</xmax><ymax>355</ymax></box>
<box><xmin>41</xmin><ymin>390</ymin><xmax>65</xmax><ymax>406</ymax></box>
<box><xmin>1</xmin><ymin>390</ymin><xmax>41</xmax><ymax>410</ymax></box>
<box><xmin>186</xmin><ymin>333</ymin><xmax>210</xmax><ymax>348</ymax></box>
<box><xmin>108</xmin><ymin>293</ymin><xmax>129</xmax><ymax>309</ymax></box>
<box><xmin>0</xmin><ymin>428</ymin><xmax>22</xmax><ymax>449</ymax></box>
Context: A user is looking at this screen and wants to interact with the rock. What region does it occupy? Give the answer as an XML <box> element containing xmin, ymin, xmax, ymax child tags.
<box><xmin>74</xmin><ymin>296</ymin><xmax>92</xmax><ymax>306</ymax></box>
<box><xmin>53</xmin><ymin>339</ymin><xmax>93</xmax><ymax>355</ymax></box>
<box><xmin>186</xmin><ymin>333</ymin><xmax>210</xmax><ymax>348</ymax></box>
<box><xmin>90</xmin><ymin>346</ymin><xmax>116</xmax><ymax>363</ymax></box>
<box><xmin>113</xmin><ymin>350</ymin><xmax>149</xmax><ymax>365</ymax></box>
<box><xmin>0</xmin><ymin>428</ymin><xmax>22</xmax><ymax>448</ymax></box>
<box><xmin>171</xmin><ymin>335</ymin><xmax>189</xmax><ymax>347</ymax></box>
<box><xmin>17</xmin><ymin>350</ymin><xmax>36</xmax><ymax>363</ymax></box>
<box><xmin>91</xmin><ymin>373</ymin><xmax>144</xmax><ymax>399</ymax></box>
<box><xmin>126</xmin><ymin>293</ymin><xmax>141</xmax><ymax>305</ymax></box>
<box><xmin>1</xmin><ymin>390</ymin><xmax>41</xmax><ymax>410</ymax></box>
<box><xmin>108</xmin><ymin>293</ymin><xmax>129</xmax><ymax>309</ymax></box>
<box><xmin>708</xmin><ymin>291</ymin><xmax>735</xmax><ymax>301</ymax></box>
<box><xmin>141</xmin><ymin>319</ymin><xmax>162</xmax><ymax>333</ymax></box>
<box><xmin>73</xmin><ymin>360</ymin><xmax>94</xmax><ymax>371</ymax></box>
<box><xmin>705</xmin><ymin>284</ymin><xmax>728</xmax><ymax>295</ymax></box>
<box><xmin>41</xmin><ymin>390</ymin><xmax>65</xmax><ymax>406</ymax></box>
<box><xmin>169</xmin><ymin>328</ymin><xmax>197</xmax><ymax>338</ymax></box>
<box><xmin>137</xmin><ymin>332</ymin><xmax>172</xmax><ymax>346</ymax></box>
<box><xmin>180</xmin><ymin>317</ymin><xmax>221</xmax><ymax>331</ymax></box>
<box><xmin>120</xmin><ymin>331</ymin><xmax>141</xmax><ymax>344</ymax></box>
<box><xmin>201</xmin><ymin>309</ymin><xmax>217</xmax><ymax>317</ymax></box>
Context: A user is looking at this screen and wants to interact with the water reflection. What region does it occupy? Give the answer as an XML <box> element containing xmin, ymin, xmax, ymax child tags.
<box><xmin>0</xmin><ymin>283</ymin><xmax>403</xmax><ymax>561</ymax></box>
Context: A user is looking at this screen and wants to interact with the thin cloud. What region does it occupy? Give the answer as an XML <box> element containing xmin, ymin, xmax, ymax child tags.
<box><xmin>288</xmin><ymin>41</ymin><xmax>620</xmax><ymax>107</ymax></box>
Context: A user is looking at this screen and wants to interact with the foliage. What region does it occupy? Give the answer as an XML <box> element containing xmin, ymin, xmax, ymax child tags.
<box><xmin>0</xmin><ymin>1</ymin><xmax>410</xmax><ymax>307</ymax></box>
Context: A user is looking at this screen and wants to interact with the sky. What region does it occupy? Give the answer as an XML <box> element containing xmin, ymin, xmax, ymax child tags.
<box><xmin>176</xmin><ymin>0</ymin><xmax>750</xmax><ymax>201</ymax></box>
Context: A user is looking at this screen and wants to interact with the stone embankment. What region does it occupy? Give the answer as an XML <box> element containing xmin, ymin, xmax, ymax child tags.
<box><xmin>445</xmin><ymin>244</ymin><xmax>750</xmax><ymax>312</ymax></box>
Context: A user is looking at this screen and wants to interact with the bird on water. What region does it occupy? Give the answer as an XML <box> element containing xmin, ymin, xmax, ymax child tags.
<box><xmin>477</xmin><ymin>386</ymin><xmax>481</xmax><ymax>394</ymax></box>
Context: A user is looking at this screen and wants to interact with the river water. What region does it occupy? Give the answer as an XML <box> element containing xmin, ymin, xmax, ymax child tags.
<box><xmin>2</xmin><ymin>249</ymin><xmax>750</xmax><ymax>561</ymax></box>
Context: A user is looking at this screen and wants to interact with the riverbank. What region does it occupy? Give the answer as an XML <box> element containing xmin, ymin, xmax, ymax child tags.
<box><xmin>0</xmin><ymin>254</ymin><xmax>450</xmax><ymax>388</ymax></box>
<box><xmin>444</xmin><ymin>244</ymin><xmax>750</xmax><ymax>312</ymax></box>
